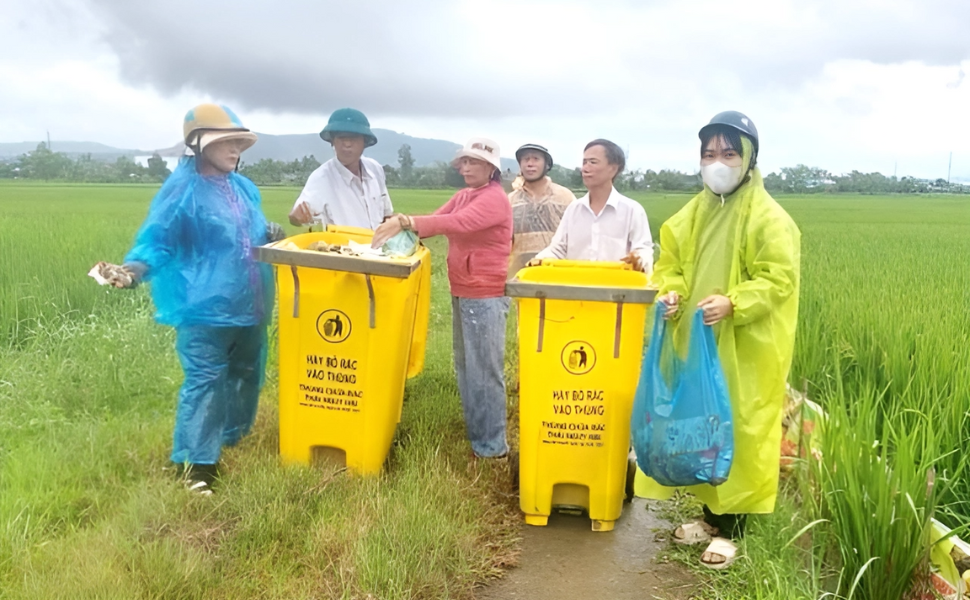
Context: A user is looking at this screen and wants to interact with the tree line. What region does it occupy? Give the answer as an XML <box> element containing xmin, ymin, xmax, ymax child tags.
<box><xmin>3</xmin><ymin>142</ymin><xmax>968</xmax><ymax>195</ymax></box>
<box><xmin>0</xmin><ymin>143</ymin><xmax>172</xmax><ymax>183</ymax></box>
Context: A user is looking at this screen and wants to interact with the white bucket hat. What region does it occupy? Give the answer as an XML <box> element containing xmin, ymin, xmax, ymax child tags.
<box><xmin>453</xmin><ymin>137</ymin><xmax>502</xmax><ymax>171</ymax></box>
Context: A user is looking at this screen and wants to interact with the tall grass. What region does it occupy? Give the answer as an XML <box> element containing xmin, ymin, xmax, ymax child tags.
<box><xmin>0</xmin><ymin>183</ymin><xmax>516</xmax><ymax>599</ymax></box>
<box><xmin>811</xmin><ymin>370</ymin><xmax>966</xmax><ymax>599</ymax></box>
<box><xmin>3</xmin><ymin>184</ymin><xmax>968</xmax><ymax>598</ymax></box>
<box><xmin>633</xmin><ymin>194</ymin><xmax>970</xmax><ymax>600</ymax></box>
<box><xmin>744</xmin><ymin>196</ymin><xmax>970</xmax><ymax>596</ymax></box>
<box><xmin>0</xmin><ymin>182</ymin><xmax>454</xmax><ymax>347</ymax></box>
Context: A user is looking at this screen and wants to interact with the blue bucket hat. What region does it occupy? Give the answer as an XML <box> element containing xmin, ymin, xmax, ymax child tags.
<box><xmin>320</xmin><ymin>108</ymin><xmax>377</xmax><ymax>147</ymax></box>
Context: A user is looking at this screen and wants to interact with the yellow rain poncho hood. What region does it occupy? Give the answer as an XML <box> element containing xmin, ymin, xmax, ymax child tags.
<box><xmin>637</xmin><ymin>156</ymin><xmax>801</xmax><ymax>515</ymax></box>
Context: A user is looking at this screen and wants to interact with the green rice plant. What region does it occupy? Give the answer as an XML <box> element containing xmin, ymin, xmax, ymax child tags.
<box><xmin>659</xmin><ymin>483</ymin><xmax>833</xmax><ymax>600</ymax></box>
<box><xmin>3</xmin><ymin>183</ymin><xmax>968</xmax><ymax>597</ymax></box>
<box><xmin>637</xmin><ymin>193</ymin><xmax>970</xmax><ymax>599</ymax></box>
<box><xmin>811</xmin><ymin>359</ymin><xmax>965</xmax><ymax>600</ymax></box>
<box><xmin>0</xmin><ymin>182</ymin><xmax>455</xmax><ymax>348</ymax></box>
<box><xmin>0</xmin><ymin>184</ymin><xmax>519</xmax><ymax>598</ymax></box>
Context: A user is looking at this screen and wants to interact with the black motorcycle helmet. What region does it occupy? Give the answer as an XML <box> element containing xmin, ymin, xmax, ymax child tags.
<box><xmin>515</xmin><ymin>143</ymin><xmax>553</xmax><ymax>174</ymax></box>
<box><xmin>698</xmin><ymin>111</ymin><xmax>759</xmax><ymax>156</ymax></box>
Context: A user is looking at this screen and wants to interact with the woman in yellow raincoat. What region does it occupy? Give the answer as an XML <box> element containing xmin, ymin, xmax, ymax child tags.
<box><xmin>639</xmin><ymin>111</ymin><xmax>800</xmax><ymax>568</ymax></box>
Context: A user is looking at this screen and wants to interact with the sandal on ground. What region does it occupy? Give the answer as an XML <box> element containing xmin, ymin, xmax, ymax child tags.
<box><xmin>700</xmin><ymin>537</ymin><xmax>738</xmax><ymax>570</ymax></box>
<box><xmin>177</xmin><ymin>463</ymin><xmax>218</xmax><ymax>496</ymax></box>
<box><xmin>673</xmin><ymin>521</ymin><xmax>717</xmax><ymax>545</ymax></box>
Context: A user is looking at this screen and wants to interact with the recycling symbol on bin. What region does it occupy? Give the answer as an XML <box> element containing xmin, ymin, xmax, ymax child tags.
<box><xmin>316</xmin><ymin>309</ymin><xmax>352</xmax><ymax>343</ymax></box>
<box><xmin>561</xmin><ymin>340</ymin><xmax>595</xmax><ymax>375</ymax></box>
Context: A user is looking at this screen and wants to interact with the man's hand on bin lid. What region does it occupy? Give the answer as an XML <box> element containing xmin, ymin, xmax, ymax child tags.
<box><xmin>621</xmin><ymin>251</ymin><xmax>645</xmax><ymax>272</ymax></box>
<box><xmin>288</xmin><ymin>201</ymin><xmax>313</xmax><ymax>227</ymax></box>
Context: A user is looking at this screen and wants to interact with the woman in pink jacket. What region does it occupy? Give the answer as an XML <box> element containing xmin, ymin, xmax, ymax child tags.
<box><xmin>372</xmin><ymin>138</ymin><xmax>513</xmax><ymax>459</ymax></box>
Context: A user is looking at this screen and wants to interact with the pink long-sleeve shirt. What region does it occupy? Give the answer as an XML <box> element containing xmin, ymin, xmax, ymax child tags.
<box><xmin>413</xmin><ymin>181</ymin><xmax>513</xmax><ymax>299</ymax></box>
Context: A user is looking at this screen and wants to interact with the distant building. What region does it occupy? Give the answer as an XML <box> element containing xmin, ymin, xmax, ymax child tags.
<box><xmin>134</xmin><ymin>155</ymin><xmax>180</xmax><ymax>171</ymax></box>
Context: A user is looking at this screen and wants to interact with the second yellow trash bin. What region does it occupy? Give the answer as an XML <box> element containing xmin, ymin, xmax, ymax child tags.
<box><xmin>508</xmin><ymin>260</ymin><xmax>655</xmax><ymax>531</ymax></box>
<box><xmin>256</xmin><ymin>226</ymin><xmax>431</xmax><ymax>474</ymax></box>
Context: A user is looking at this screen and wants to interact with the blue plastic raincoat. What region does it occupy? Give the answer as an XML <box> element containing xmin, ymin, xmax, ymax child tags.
<box><xmin>637</xmin><ymin>163</ymin><xmax>800</xmax><ymax>515</ymax></box>
<box><xmin>126</xmin><ymin>157</ymin><xmax>274</xmax><ymax>327</ymax></box>
<box><xmin>125</xmin><ymin>157</ymin><xmax>275</xmax><ymax>465</ymax></box>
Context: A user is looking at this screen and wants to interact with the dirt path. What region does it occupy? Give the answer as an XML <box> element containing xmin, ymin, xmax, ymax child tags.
<box><xmin>476</xmin><ymin>499</ymin><xmax>700</xmax><ymax>600</ymax></box>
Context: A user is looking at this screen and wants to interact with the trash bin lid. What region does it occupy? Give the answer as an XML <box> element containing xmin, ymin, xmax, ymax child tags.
<box><xmin>505</xmin><ymin>279</ymin><xmax>656</xmax><ymax>304</ymax></box>
<box><xmin>254</xmin><ymin>245</ymin><xmax>421</xmax><ymax>279</ymax></box>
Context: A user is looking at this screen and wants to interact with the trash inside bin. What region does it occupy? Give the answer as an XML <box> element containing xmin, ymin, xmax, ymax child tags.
<box><xmin>508</xmin><ymin>260</ymin><xmax>655</xmax><ymax>531</ymax></box>
<box><xmin>255</xmin><ymin>225</ymin><xmax>431</xmax><ymax>474</ymax></box>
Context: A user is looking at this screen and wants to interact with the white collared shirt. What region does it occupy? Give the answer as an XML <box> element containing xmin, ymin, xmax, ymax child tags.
<box><xmin>292</xmin><ymin>156</ymin><xmax>393</xmax><ymax>230</ymax></box>
<box><xmin>535</xmin><ymin>187</ymin><xmax>653</xmax><ymax>273</ymax></box>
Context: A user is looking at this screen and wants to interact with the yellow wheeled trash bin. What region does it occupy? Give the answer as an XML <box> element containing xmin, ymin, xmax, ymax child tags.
<box><xmin>507</xmin><ymin>260</ymin><xmax>655</xmax><ymax>531</ymax></box>
<box><xmin>255</xmin><ymin>225</ymin><xmax>431</xmax><ymax>474</ymax></box>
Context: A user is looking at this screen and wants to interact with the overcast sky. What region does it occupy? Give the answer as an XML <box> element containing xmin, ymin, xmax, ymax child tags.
<box><xmin>3</xmin><ymin>0</ymin><xmax>970</xmax><ymax>178</ymax></box>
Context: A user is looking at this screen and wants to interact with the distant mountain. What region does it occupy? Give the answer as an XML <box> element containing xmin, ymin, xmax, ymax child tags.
<box><xmin>158</xmin><ymin>129</ymin><xmax>518</xmax><ymax>171</ymax></box>
<box><xmin>0</xmin><ymin>141</ymin><xmax>144</xmax><ymax>159</ymax></box>
<box><xmin>1</xmin><ymin>130</ymin><xmax>518</xmax><ymax>171</ymax></box>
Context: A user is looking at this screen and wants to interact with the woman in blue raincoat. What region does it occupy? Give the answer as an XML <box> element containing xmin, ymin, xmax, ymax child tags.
<box><xmin>98</xmin><ymin>104</ymin><xmax>284</xmax><ymax>494</ymax></box>
<box><xmin>640</xmin><ymin>111</ymin><xmax>800</xmax><ymax>568</ymax></box>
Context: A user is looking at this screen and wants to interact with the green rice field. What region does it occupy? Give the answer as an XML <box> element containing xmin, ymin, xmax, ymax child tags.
<box><xmin>1</xmin><ymin>180</ymin><xmax>968</xmax><ymax>599</ymax></box>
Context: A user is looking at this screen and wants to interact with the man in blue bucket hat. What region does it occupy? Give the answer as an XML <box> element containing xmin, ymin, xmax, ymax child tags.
<box><xmin>288</xmin><ymin>108</ymin><xmax>393</xmax><ymax>230</ymax></box>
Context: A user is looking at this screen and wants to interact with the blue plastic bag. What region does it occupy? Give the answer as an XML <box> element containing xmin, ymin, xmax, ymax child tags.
<box><xmin>631</xmin><ymin>304</ymin><xmax>734</xmax><ymax>487</ymax></box>
<box><xmin>381</xmin><ymin>230</ymin><xmax>419</xmax><ymax>257</ymax></box>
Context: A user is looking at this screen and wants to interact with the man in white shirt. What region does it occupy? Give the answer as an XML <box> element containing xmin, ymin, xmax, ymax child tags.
<box><xmin>288</xmin><ymin>108</ymin><xmax>392</xmax><ymax>230</ymax></box>
<box><xmin>533</xmin><ymin>139</ymin><xmax>653</xmax><ymax>273</ymax></box>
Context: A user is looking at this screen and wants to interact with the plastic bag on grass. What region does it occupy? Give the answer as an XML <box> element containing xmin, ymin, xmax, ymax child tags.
<box><xmin>780</xmin><ymin>384</ymin><xmax>825</xmax><ymax>472</ymax></box>
<box><xmin>631</xmin><ymin>304</ymin><xmax>734</xmax><ymax>487</ymax></box>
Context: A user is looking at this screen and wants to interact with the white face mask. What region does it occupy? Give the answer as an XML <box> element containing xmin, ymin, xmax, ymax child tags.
<box><xmin>701</xmin><ymin>161</ymin><xmax>743</xmax><ymax>195</ymax></box>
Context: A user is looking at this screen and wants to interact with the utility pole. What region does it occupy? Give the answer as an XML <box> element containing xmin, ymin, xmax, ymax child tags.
<box><xmin>47</xmin><ymin>131</ymin><xmax>51</xmax><ymax>152</ymax></box>
<box><xmin>948</xmin><ymin>151</ymin><xmax>953</xmax><ymax>187</ymax></box>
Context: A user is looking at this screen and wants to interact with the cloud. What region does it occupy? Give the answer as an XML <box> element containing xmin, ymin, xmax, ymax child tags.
<box><xmin>947</xmin><ymin>69</ymin><xmax>965</xmax><ymax>89</ymax></box>
<box><xmin>4</xmin><ymin>0</ymin><xmax>970</xmax><ymax>178</ymax></box>
<box><xmin>80</xmin><ymin>0</ymin><xmax>970</xmax><ymax>122</ymax></box>
<box><xmin>84</xmin><ymin>0</ymin><xmax>596</xmax><ymax>119</ymax></box>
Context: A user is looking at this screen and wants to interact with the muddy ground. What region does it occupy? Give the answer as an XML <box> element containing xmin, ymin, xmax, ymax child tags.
<box><xmin>476</xmin><ymin>499</ymin><xmax>700</xmax><ymax>600</ymax></box>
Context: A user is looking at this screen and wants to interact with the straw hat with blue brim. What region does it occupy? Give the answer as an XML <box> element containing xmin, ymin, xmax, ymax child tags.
<box><xmin>320</xmin><ymin>108</ymin><xmax>378</xmax><ymax>147</ymax></box>
<box><xmin>183</xmin><ymin>103</ymin><xmax>258</xmax><ymax>155</ymax></box>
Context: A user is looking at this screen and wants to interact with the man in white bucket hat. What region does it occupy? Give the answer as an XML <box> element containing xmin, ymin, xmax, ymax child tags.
<box><xmin>372</xmin><ymin>137</ymin><xmax>514</xmax><ymax>461</ymax></box>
